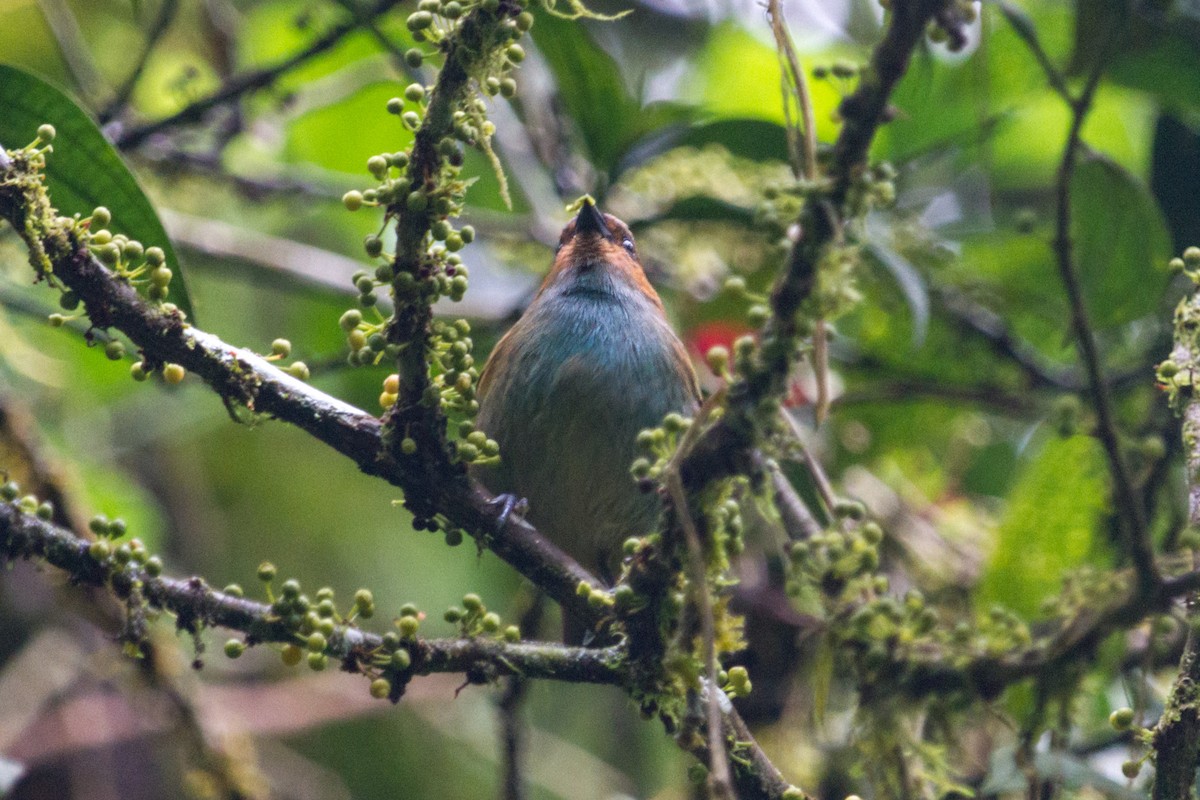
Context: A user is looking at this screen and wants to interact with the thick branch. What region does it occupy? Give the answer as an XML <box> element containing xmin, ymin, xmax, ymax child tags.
<box><xmin>1150</xmin><ymin>286</ymin><xmax>1200</xmax><ymax>796</ymax></box>
<box><xmin>679</xmin><ymin>0</ymin><xmax>947</xmax><ymax>493</ymax></box>
<box><xmin>0</xmin><ymin>501</ymin><xmax>623</xmax><ymax>685</ymax></box>
<box><xmin>0</xmin><ymin>151</ymin><xmax>602</xmax><ymax>632</ymax></box>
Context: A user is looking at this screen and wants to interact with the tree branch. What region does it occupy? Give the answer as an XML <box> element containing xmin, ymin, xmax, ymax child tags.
<box><xmin>0</xmin><ymin>501</ymin><xmax>623</xmax><ymax>685</ymax></box>
<box><xmin>111</xmin><ymin>0</ymin><xmax>406</xmax><ymax>149</ymax></box>
<box><xmin>1149</xmin><ymin>279</ymin><xmax>1200</xmax><ymax>796</ymax></box>
<box><xmin>678</xmin><ymin>0</ymin><xmax>948</xmax><ymax>493</ymax></box>
<box><xmin>0</xmin><ymin>148</ymin><xmax>603</xmax><ymax>633</ymax></box>
<box><xmin>1050</xmin><ymin>25</ymin><xmax>1159</xmax><ymax>598</ymax></box>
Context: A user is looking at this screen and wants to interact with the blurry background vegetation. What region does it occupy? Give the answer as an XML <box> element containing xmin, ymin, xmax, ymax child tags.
<box><xmin>1</xmin><ymin>0</ymin><xmax>1199</xmax><ymax>797</ymax></box>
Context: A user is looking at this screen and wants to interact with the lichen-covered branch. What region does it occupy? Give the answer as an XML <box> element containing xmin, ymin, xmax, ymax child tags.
<box><xmin>0</xmin><ymin>146</ymin><xmax>602</xmax><ymax>633</ymax></box>
<box><xmin>678</xmin><ymin>0</ymin><xmax>949</xmax><ymax>493</ymax></box>
<box><xmin>0</xmin><ymin>500</ymin><xmax>623</xmax><ymax>686</ymax></box>
<box><xmin>1149</xmin><ymin>281</ymin><xmax>1200</xmax><ymax>797</ymax></box>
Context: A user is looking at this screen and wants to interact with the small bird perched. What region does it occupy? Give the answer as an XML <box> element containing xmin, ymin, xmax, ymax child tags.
<box><xmin>474</xmin><ymin>199</ymin><xmax>700</xmax><ymax>589</ymax></box>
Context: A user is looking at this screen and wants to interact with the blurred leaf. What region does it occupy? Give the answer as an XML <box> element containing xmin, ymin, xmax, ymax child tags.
<box><xmin>620</xmin><ymin>118</ymin><xmax>790</xmax><ymax>173</ymax></box>
<box><xmin>631</xmin><ymin>195</ymin><xmax>754</xmax><ymax>230</ymax></box>
<box><xmin>978</xmin><ymin>435</ymin><xmax>1108</xmax><ymax>617</ymax></box>
<box><xmin>981</xmin><ymin>745</ymin><xmax>1142</xmax><ymax>799</ymax></box>
<box><xmin>531</xmin><ymin>14</ymin><xmax>689</xmax><ymax>177</ymax></box>
<box><xmin>1071</xmin><ymin>155</ymin><xmax>1171</xmax><ymax>328</ymax></box>
<box><xmin>0</xmin><ymin>64</ymin><xmax>194</xmax><ymax>321</ymax></box>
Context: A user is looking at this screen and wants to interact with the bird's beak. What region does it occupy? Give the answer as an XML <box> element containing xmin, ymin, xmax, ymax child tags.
<box><xmin>574</xmin><ymin>199</ymin><xmax>612</xmax><ymax>240</ymax></box>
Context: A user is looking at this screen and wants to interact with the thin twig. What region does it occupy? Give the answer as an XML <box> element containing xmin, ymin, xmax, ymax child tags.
<box><xmin>996</xmin><ymin>1</ymin><xmax>1071</xmax><ymax>103</ymax></box>
<box><xmin>100</xmin><ymin>0</ymin><xmax>181</xmax><ymax>124</ymax></box>
<box><xmin>1050</xmin><ymin>26</ymin><xmax>1159</xmax><ymax>598</ymax></box>
<box><xmin>764</xmin><ymin>457</ymin><xmax>822</xmax><ymax>541</ymax></box>
<box><xmin>779</xmin><ymin>409</ymin><xmax>837</xmax><ymax>516</ymax></box>
<box><xmin>112</xmin><ymin>0</ymin><xmax>404</xmax><ymax>149</ymax></box>
<box><xmin>666</xmin><ymin>393</ymin><xmax>734</xmax><ymax>799</ymax></box>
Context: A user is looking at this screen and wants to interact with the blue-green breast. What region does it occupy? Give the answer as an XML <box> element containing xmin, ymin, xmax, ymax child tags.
<box><xmin>474</xmin><ymin>268</ymin><xmax>698</xmax><ymax>579</ymax></box>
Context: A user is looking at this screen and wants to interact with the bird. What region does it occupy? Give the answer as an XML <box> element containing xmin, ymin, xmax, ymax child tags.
<box><xmin>473</xmin><ymin>199</ymin><xmax>700</xmax><ymax>601</ymax></box>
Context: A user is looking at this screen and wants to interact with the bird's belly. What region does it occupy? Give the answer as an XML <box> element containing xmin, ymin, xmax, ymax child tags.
<box><xmin>476</xmin><ymin>320</ymin><xmax>694</xmax><ymax>578</ymax></box>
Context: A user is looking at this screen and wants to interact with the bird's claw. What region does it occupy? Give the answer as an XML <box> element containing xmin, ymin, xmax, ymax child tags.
<box><xmin>488</xmin><ymin>493</ymin><xmax>528</xmax><ymax>534</ymax></box>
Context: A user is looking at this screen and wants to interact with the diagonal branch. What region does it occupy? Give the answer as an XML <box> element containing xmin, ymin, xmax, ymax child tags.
<box><xmin>0</xmin><ymin>152</ymin><xmax>603</xmax><ymax>632</ymax></box>
<box><xmin>679</xmin><ymin>0</ymin><xmax>948</xmax><ymax>494</ymax></box>
<box><xmin>112</xmin><ymin>0</ymin><xmax>405</xmax><ymax>149</ymax></box>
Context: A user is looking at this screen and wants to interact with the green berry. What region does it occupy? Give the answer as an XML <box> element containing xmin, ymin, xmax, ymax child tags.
<box><xmin>307</xmin><ymin>632</ymin><xmax>327</xmax><ymax>652</ymax></box>
<box><xmin>364</xmin><ymin>235</ymin><xmax>383</xmax><ymax>258</ymax></box>
<box><xmin>398</xmin><ymin>616</ymin><xmax>419</xmax><ymax>638</ymax></box>
<box><xmin>257</xmin><ymin>561</ymin><xmax>277</xmax><ymax>582</ymax></box>
<box><xmin>145</xmin><ymin>246</ymin><xmax>165</xmax><ymax>266</ymax></box>
<box><xmin>404</xmin><ymin>49</ymin><xmax>423</xmax><ymax>68</ymax></box>
<box><xmin>271</xmin><ymin>338</ymin><xmax>292</xmax><ymax>357</ymax></box>
<box><xmin>392</xmin><ymin>649</ymin><xmax>412</xmax><ymax>669</ymax></box>
<box><xmin>407</xmin><ymin>10</ymin><xmax>433</xmax><ymax>30</ymax></box>
<box><xmin>370</xmin><ymin>677</ymin><xmax>391</xmax><ymax>698</ymax></box>
<box><xmin>339</xmin><ymin>309</ymin><xmax>363</xmax><ymax>331</ymax></box>
<box><xmin>104</xmin><ymin>339</ymin><xmax>125</xmax><ymax>360</ymax></box>
<box><xmin>287</xmin><ymin>361</ymin><xmax>310</xmax><ymax>380</ymax></box>
<box><xmin>224</xmin><ymin>639</ymin><xmax>246</xmax><ymax>659</ymax></box>
<box><xmin>1109</xmin><ymin>707</ymin><xmax>1135</xmax><ymax>731</ymax></box>
<box><xmin>386</xmin><ymin>97</ymin><xmax>404</xmax><ymax>115</ymax></box>
<box><xmin>343</xmin><ymin>190</ymin><xmax>364</xmax><ymax>211</ymax></box>
<box><xmin>506</xmin><ymin>44</ymin><xmax>525</xmax><ymax>62</ymax></box>
<box><xmin>405</xmin><ymin>83</ymin><xmax>425</xmax><ymax>102</ymax></box>
<box><xmin>281</xmin><ymin>644</ymin><xmax>303</xmax><ymax>666</ymax></box>
<box><xmin>91</xmin><ymin>207</ymin><xmax>112</xmax><ymax>227</ymax></box>
<box><xmin>163</xmin><ymin>363</ymin><xmax>186</xmax><ymax>385</ymax></box>
<box><xmin>307</xmin><ymin>652</ymin><xmax>328</xmax><ymax>671</ymax></box>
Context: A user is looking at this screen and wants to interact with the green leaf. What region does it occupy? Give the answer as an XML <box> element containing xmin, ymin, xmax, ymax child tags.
<box><xmin>531</xmin><ymin>14</ymin><xmax>689</xmax><ymax>178</ymax></box>
<box><xmin>0</xmin><ymin>64</ymin><xmax>194</xmax><ymax>321</ymax></box>
<box><xmin>1071</xmin><ymin>155</ymin><xmax>1171</xmax><ymax>328</ymax></box>
<box><xmin>978</xmin><ymin>435</ymin><xmax>1109</xmax><ymax>618</ymax></box>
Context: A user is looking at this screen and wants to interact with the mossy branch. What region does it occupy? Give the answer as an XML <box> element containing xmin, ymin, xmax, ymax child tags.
<box><xmin>1149</xmin><ymin>283</ymin><xmax>1200</xmax><ymax>798</ymax></box>
<box><xmin>0</xmin><ymin>500</ymin><xmax>623</xmax><ymax>686</ymax></box>
<box><xmin>677</xmin><ymin>0</ymin><xmax>950</xmax><ymax>494</ymax></box>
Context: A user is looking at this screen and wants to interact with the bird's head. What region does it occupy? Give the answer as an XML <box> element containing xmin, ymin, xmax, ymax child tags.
<box><xmin>539</xmin><ymin>198</ymin><xmax>662</xmax><ymax>309</ymax></box>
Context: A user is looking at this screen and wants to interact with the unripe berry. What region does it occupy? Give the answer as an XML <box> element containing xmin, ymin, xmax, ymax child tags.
<box><xmin>370</xmin><ymin>678</ymin><xmax>391</xmax><ymax>698</ymax></box>
<box><xmin>224</xmin><ymin>639</ymin><xmax>246</xmax><ymax>659</ymax></box>
<box><xmin>91</xmin><ymin>207</ymin><xmax>112</xmax><ymax>227</ymax></box>
<box><xmin>343</xmin><ymin>190</ymin><xmax>364</xmax><ymax>211</ymax></box>
<box><xmin>37</xmin><ymin>124</ymin><xmax>56</xmax><ymax>143</ymax></box>
<box><xmin>163</xmin><ymin>363</ymin><xmax>186</xmax><ymax>384</ymax></box>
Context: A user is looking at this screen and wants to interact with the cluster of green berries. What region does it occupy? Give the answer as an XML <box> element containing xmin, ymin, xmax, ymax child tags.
<box><xmin>251</xmin><ymin>562</ymin><xmax>377</xmax><ymax>672</ymax></box>
<box><xmin>924</xmin><ymin>0</ymin><xmax>977</xmax><ymax>50</ymax></box>
<box><xmin>1169</xmin><ymin>246</ymin><xmax>1200</xmax><ymax>284</ymax></box>
<box><xmin>403</xmin><ymin>0</ymin><xmax>531</xmax><ymax>59</ymax></box>
<box><xmin>719</xmin><ymin>665</ymin><xmax>752</xmax><ymax>699</ymax></box>
<box><xmin>339</xmin><ymin>307</ymin><xmax>393</xmax><ymax>368</ymax></box>
<box><xmin>260</xmin><ymin>338</ymin><xmax>308</xmax><ymax>380</ymax></box>
<box><xmin>364</xmin><ymin>608</ymin><xmax>423</xmax><ymax>700</ymax></box>
<box><xmin>79</xmin><ymin>207</ymin><xmax>184</xmax><ymax>312</ymax></box>
<box><xmin>80</xmin><ymin>509</ymin><xmax>162</xmax><ymax>576</ymax></box>
<box><xmin>787</xmin><ymin>516</ymin><xmax>881</xmax><ymax>600</ymax></box>
<box><xmin>443</xmin><ymin>593</ymin><xmax>519</xmax><ymax>641</ymax></box>
<box><xmin>630</xmin><ymin>412</ymin><xmax>694</xmax><ymax>486</ymax></box>
<box><xmin>410</xmin><ymin>509</ymin><xmax>471</xmax><ymax>547</ymax></box>
<box><xmin>1107</xmin><ymin>707</ymin><xmax>1150</xmax><ymax>779</ymax></box>
<box><xmin>3</xmin><ymin>480</ymin><xmax>57</xmax><ymax>524</ymax></box>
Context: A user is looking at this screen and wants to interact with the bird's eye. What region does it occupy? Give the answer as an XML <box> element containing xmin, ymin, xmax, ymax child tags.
<box><xmin>621</xmin><ymin>238</ymin><xmax>635</xmax><ymax>254</ymax></box>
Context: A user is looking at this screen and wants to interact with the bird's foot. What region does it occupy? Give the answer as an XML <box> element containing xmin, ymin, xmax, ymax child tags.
<box><xmin>487</xmin><ymin>493</ymin><xmax>529</xmax><ymax>534</ymax></box>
